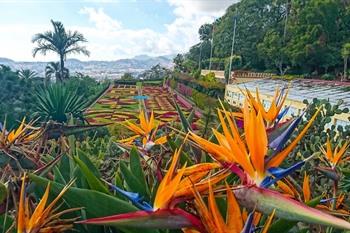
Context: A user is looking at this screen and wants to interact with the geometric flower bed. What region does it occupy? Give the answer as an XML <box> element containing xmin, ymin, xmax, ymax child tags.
<box><xmin>85</xmin><ymin>84</ymin><xmax>201</xmax><ymax>128</ymax></box>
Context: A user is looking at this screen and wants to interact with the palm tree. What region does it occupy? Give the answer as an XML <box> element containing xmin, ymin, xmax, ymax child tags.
<box><xmin>32</xmin><ymin>20</ymin><xmax>90</xmax><ymax>81</ymax></box>
<box><xmin>18</xmin><ymin>69</ymin><xmax>38</xmax><ymax>79</ymax></box>
<box><xmin>45</xmin><ymin>62</ymin><xmax>69</xmax><ymax>82</ymax></box>
<box><xmin>341</xmin><ymin>43</ymin><xmax>350</xmax><ymax>81</ymax></box>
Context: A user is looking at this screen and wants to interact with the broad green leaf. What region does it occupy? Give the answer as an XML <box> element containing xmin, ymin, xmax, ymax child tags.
<box><xmin>167</xmin><ymin>139</ymin><xmax>193</xmax><ymax>166</ymax></box>
<box><xmin>76</xmin><ymin>148</ymin><xmax>101</xmax><ymax>178</ymax></box>
<box><xmin>120</xmin><ymin>161</ymin><xmax>149</xmax><ymax>200</ymax></box>
<box><xmin>129</xmin><ymin>147</ymin><xmax>149</xmax><ymax>196</ymax></box>
<box><xmin>174</xmin><ymin>101</ymin><xmax>192</xmax><ymax>132</ymax></box>
<box><xmin>0</xmin><ymin>214</ymin><xmax>13</xmax><ymax>233</ymax></box>
<box><xmin>28</xmin><ymin>174</ymin><xmax>156</xmax><ymax>233</ymax></box>
<box><xmin>73</xmin><ymin>156</ymin><xmax>110</xmax><ymax>194</ymax></box>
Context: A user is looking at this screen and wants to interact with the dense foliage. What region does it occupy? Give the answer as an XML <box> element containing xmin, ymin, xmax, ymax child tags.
<box><xmin>0</xmin><ymin>65</ymin><xmax>44</xmax><ymax>128</ymax></box>
<box><xmin>177</xmin><ymin>0</ymin><xmax>350</xmax><ymax>78</ymax></box>
<box><xmin>0</xmin><ymin>65</ymin><xmax>108</xmax><ymax>128</ymax></box>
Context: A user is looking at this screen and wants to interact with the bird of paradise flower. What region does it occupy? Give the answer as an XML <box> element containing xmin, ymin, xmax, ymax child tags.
<box><xmin>17</xmin><ymin>173</ymin><xmax>79</xmax><ymax>233</ymax></box>
<box><xmin>77</xmin><ymin>149</ymin><xmax>228</xmax><ymax>231</ymax></box>
<box><xmin>119</xmin><ymin>110</ymin><xmax>167</xmax><ymax>151</ymax></box>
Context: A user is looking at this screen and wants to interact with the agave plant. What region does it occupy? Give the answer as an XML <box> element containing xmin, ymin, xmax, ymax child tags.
<box><xmin>18</xmin><ymin>69</ymin><xmax>38</xmax><ymax>80</ymax></box>
<box><xmin>34</xmin><ymin>84</ymin><xmax>89</xmax><ymax>123</ymax></box>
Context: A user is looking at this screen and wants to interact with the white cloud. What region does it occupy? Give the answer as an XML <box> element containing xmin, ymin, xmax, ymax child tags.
<box><xmin>0</xmin><ymin>1</ymin><xmax>238</xmax><ymax>61</ymax></box>
<box><xmin>79</xmin><ymin>7</ymin><xmax>122</xmax><ymax>31</ymax></box>
<box><xmin>167</xmin><ymin>0</ymin><xmax>237</xmax><ymax>18</ymax></box>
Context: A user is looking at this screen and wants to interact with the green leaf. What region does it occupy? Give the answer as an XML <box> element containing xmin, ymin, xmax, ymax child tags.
<box><xmin>120</xmin><ymin>161</ymin><xmax>149</xmax><ymax>200</ymax></box>
<box><xmin>73</xmin><ymin>156</ymin><xmax>110</xmax><ymax>194</ymax></box>
<box><xmin>129</xmin><ymin>147</ymin><xmax>149</xmax><ymax>196</ymax></box>
<box><xmin>167</xmin><ymin>138</ymin><xmax>193</xmax><ymax>166</ymax></box>
<box><xmin>0</xmin><ymin>183</ymin><xmax>7</xmax><ymax>204</ymax></box>
<box><xmin>174</xmin><ymin>101</ymin><xmax>192</xmax><ymax>132</ymax></box>
<box><xmin>76</xmin><ymin>148</ymin><xmax>101</xmax><ymax>178</ymax></box>
<box><xmin>0</xmin><ymin>214</ymin><xmax>13</xmax><ymax>233</ymax></box>
<box><xmin>28</xmin><ymin>173</ymin><xmax>155</xmax><ymax>233</ymax></box>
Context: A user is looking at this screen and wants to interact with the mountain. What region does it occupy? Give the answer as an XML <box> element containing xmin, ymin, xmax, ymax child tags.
<box><xmin>0</xmin><ymin>55</ymin><xmax>174</xmax><ymax>80</ymax></box>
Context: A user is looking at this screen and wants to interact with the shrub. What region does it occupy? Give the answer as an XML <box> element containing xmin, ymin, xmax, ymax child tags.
<box><xmin>321</xmin><ymin>73</ymin><xmax>335</xmax><ymax>80</ymax></box>
<box><xmin>201</xmin><ymin>72</ymin><xmax>216</xmax><ymax>83</ymax></box>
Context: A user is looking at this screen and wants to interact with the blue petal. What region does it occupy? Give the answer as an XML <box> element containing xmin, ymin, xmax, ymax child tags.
<box><xmin>108</xmin><ymin>183</ymin><xmax>153</xmax><ymax>211</ymax></box>
<box><xmin>241</xmin><ymin>212</ymin><xmax>255</xmax><ymax>233</ymax></box>
<box><xmin>319</xmin><ymin>197</ymin><xmax>336</xmax><ymax>204</ymax></box>
<box><xmin>269</xmin><ymin>113</ymin><xmax>304</xmax><ymax>153</ymax></box>
<box><xmin>274</xmin><ymin>106</ymin><xmax>290</xmax><ymax>126</ymax></box>
<box><xmin>261</xmin><ymin>160</ymin><xmax>306</xmax><ymax>188</ymax></box>
<box><xmin>276</xmin><ymin>87</ymin><xmax>287</xmax><ymax>106</ymax></box>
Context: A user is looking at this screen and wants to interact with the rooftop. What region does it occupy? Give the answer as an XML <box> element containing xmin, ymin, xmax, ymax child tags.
<box><xmin>231</xmin><ymin>78</ymin><xmax>350</xmax><ymax>109</ymax></box>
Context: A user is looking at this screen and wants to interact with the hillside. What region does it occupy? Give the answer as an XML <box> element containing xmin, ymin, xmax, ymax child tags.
<box><xmin>179</xmin><ymin>0</ymin><xmax>350</xmax><ymax>80</ymax></box>
<box><xmin>0</xmin><ymin>55</ymin><xmax>174</xmax><ymax>80</ymax></box>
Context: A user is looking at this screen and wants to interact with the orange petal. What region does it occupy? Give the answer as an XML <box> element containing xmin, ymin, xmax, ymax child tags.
<box><xmin>226</xmin><ymin>184</ymin><xmax>243</xmax><ymax>233</ymax></box>
<box><xmin>183</xmin><ymin>163</ymin><xmax>220</xmax><ymax>176</ymax></box>
<box><xmin>261</xmin><ymin>209</ymin><xmax>276</xmax><ymax>233</ymax></box>
<box><xmin>303</xmin><ymin>172</ymin><xmax>311</xmax><ymax>202</ymax></box>
<box><xmin>276</xmin><ymin>180</ymin><xmax>296</xmax><ymax>197</ymax></box>
<box><xmin>333</xmin><ymin>141</ymin><xmax>349</xmax><ymax>166</ymax></box>
<box><xmin>192</xmin><ymin>186</ymin><xmax>217</xmax><ymax>233</ymax></box>
<box><xmin>28</xmin><ymin>183</ymin><xmax>51</xmax><ymax>230</ymax></box>
<box><xmin>175</xmin><ymin>171</ymin><xmax>229</xmax><ymax>198</ymax></box>
<box><xmin>251</xmin><ymin>111</ymin><xmax>268</xmax><ymax>178</ymax></box>
<box><xmin>154</xmin><ymin>149</ymin><xmax>186</xmax><ymax>209</ymax></box>
<box><xmin>208</xmin><ymin>182</ymin><xmax>227</xmax><ymax>233</ymax></box>
<box><xmin>154</xmin><ymin>135</ymin><xmax>167</xmax><ymax>145</ymax></box>
<box><xmin>325</xmin><ymin>138</ymin><xmax>333</xmax><ymax>162</ymax></box>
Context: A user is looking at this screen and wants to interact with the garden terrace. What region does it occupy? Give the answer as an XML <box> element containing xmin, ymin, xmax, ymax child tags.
<box><xmin>85</xmin><ymin>84</ymin><xmax>201</xmax><ymax>128</ymax></box>
<box><xmin>172</xmin><ymin>72</ymin><xmax>225</xmax><ymax>98</ymax></box>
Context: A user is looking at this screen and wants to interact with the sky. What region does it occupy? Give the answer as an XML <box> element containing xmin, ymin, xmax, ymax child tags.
<box><xmin>0</xmin><ymin>0</ymin><xmax>237</xmax><ymax>61</ymax></box>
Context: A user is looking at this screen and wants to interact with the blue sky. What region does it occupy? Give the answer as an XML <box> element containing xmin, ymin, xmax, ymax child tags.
<box><xmin>0</xmin><ymin>0</ymin><xmax>236</xmax><ymax>61</ymax></box>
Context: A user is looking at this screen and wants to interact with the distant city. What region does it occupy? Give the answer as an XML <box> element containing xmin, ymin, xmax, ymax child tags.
<box><xmin>0</xmin><ymin>54</ymin><xmax>174</xmax><ymax>80</ymax></box>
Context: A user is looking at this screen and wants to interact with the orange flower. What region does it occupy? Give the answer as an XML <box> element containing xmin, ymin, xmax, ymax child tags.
<box><xmin>303</xmin><ymin>172</ymin><xmax>311</xmax><ymax>202</ymax></box>
<box><xmin>153</xmin><ymin>149</ymin><xmax>186</xmax><ymax>210</ymax></box>
<box><xmin>190</xmin><ymin>183</ymin><xmax>275</xmax><ymax>233</ymax></box>
<box><xmin>321</xmin><ymin>138</ymin><xmax>349</xmax><ymax>168</ymax></box>
<box><xmin>17</xmin><ymin>174</ymin><xmax>78</xmax><ymax>233</ymax></box>
<box><xmin>190</xmin><ymin>100</ymin><xmax>321</xmax><ymax>186</ymax></box>
<box><xmin>244</xmin><ymin>87</ymin><xmax>289</xmax><ymax>125</ymax></box>
<box><xmin>120</xmin><ymin>110</ymin><xmax>167</xmax><ymax>150</ymax></box>
<box><xmin>0</xmin><ymin>118</ymin><xmax>41</xmax><ymax>149</ymax></box>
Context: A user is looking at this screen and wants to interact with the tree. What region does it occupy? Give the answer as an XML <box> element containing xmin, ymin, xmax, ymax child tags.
<box><xmin>32</xmin><ymin>20</ymin><xmax>90</xmax><ymax>82</ymax></box>
<box><xmin>121</xmin><ymin>72</ymin><xmax>134</xmax><ymax>80</ymax></box>
<box><xmin>45</xmin><ymin>62</ymin><xmax>69</xmax><ymax>83</ymax></box>
<box><xmin>173</xmin><ymin>54</ymin><xmax>185</xmax><ymax>72</ymax></box>
<box><xmin>285</xmin><ymin>0</ymin><xmax>343</xmax><ymax>74</ymax></box>
<box><xmin>18</xmin><ymin>69</ymin><xmax>38</xmax><ymax>79</ymax></box>
<box><xmin>341</xmin><ymin>43</ymin><xmax>350</xmax><ymax>81</ymax></box>
<box><xmin>198</xmin><ymin>23</ymin><xmax>213</xmax><ymax>41</ymax></box>
<box><xmin>257</xmin><ymin>30</ymin><xmax>288</xmax><ymax>74</ymax></box>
